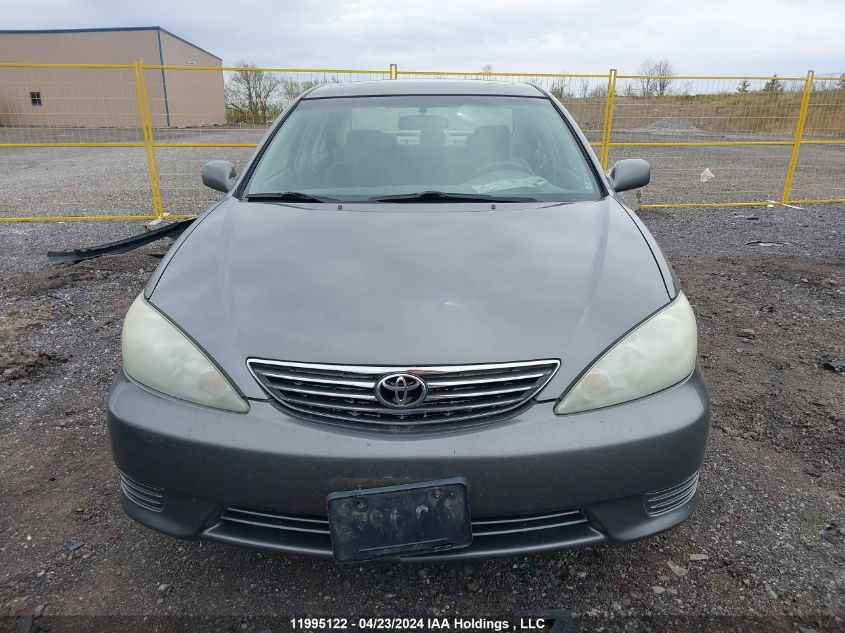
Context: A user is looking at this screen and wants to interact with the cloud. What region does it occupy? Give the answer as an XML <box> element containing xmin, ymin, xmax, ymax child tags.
<box><xmin>1</xmin><ymin>0</ymin><xmax>843</xmax><ymax>75</ymax></box>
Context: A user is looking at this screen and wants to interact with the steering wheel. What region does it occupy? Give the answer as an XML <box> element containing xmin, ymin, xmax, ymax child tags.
<box><xmin>469</xmin><ymin>159</ymin><xmax>534</xmax><ymax>180</ymax></box>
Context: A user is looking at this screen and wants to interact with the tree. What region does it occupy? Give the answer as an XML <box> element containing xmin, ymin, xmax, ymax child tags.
<box><xmin>577</xmin><ymin>78</ymin><xmax>592</xmax><ymax>99</ymax></box>
<box><xmin>225</xmin><ymin>61</ymin><xmax>281</xmax><ymax>125</ymax></box>
<box><xmin>762</xmin><ymin>75</ymin><xmax>784</xmax><ymax>93</ymax></box>
<box><xmin>737</xmin><ymin>80</ymin><xmax>751</xmax><ymax>93</ymax></box>
<box><xmin>280</xmin><ymin>79</ymin><xmax>304</xmax><ymax>105</ymax></box>
<box><xmin>549</xmin><ymin>71</ymin><xmax>572</xmax><ymax>100</ymax></box>
<box><xmin>480</xmin><ymin>64</ymin><xmax>493</xmax><ymax>74</ymax></box>
<box><xmin>637</xmin><ymin>58</ymin><xmax>675</xmax><ymax>97</ymax></box>
<box><xmin>837</xmin><ymin>74</ymin><xmax>845</xmax><ymax>90</ymax></box>
<box><xmin>277</xmin><ymin>77</ymin><xmax>340</xmax><ymax>109</ymax></box>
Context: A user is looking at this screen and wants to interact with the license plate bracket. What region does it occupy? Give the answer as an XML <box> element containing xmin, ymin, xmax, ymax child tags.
<box><xmin>327</xmin><ymin>477</ymin><xmax>471</xmax><ymax>562</ymax></box>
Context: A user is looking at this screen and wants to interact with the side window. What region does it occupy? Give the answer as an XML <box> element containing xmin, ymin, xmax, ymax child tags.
<box><xmin>247</xmin><ymin>110</ymin><xmax>311</xmax><ymax>191</ymax></box>
<box><xmin>29</xmin><ymin>91</ymin><xmax>42</xmax><ymax>106</ymax></box>
<box><xmin>308</xmin><ymin>116</ymin><xmax>329</xmax><ymax>161</ymax></box>
<box><xmin>297</xmin><ymin>110</ymin><xmax>336</xmax><ymax>187</ymax></box>
<box><xmin>533</xmin><ymin>110</ymin><xmax>595</xmax><ymax>193</ymax></box>
<box><xmin>259</xmin><ymin>123</ymin><xmax>298</xmax><ymax>173</ymax></box>
<box><xmin>326</xmin><ymin>111</ymin><xmax>349</xmax><ymax>160</ymax></box>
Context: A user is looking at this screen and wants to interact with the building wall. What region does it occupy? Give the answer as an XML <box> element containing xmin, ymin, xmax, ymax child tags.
<box><xmin>158</xmin><ymin>31</ymin><xmax>225</xmax><ymax>127</ymax></box>
<box><xmin>0</xmin><ymin>29</ymin><xmax>223</xmax><ymax>128</ymax></box>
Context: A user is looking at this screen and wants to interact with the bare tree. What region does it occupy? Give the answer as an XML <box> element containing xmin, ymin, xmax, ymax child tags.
<box><xmin>280</xmin><ymin>79</ymin><xmax>303</xmax><ymax>106</ymax></box>
<box><xmin>480</xmin><ymin>64</ymin><xmax>493</xmax><ymax>74</ymax></box>
<box><xmin>278</xmin><ymin>77</ymin><xmax>340</xmax><ymax>108</ymax></box>
<box><xmin>549</xmin><ymin>71</ymin><xmax>572</xmax><ymax>100</ymax></box>
<box><xmin>636</xmin><ymin>74</ymin><xmax>656</xmax><ymax>97</ymax></box>
<box><xmin>577</xmin><ymin>78</ymin><xmax>592</xmax><ymax>99</ymax></box>
<box><xmin>637</xmin><ymin>58</ymin><xmax>675</xmax><ymax>96</ymax></box>
<box><xmin>225</xmin><ymin>61</ymin><xmax>281</xmax><ymax>125</ymax></box>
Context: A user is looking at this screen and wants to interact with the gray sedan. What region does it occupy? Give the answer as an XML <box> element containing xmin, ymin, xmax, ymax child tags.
<box><xmin>108</xmin><ymin>80</ymin><xmax>709</xmax><ymax>562</ymax></box>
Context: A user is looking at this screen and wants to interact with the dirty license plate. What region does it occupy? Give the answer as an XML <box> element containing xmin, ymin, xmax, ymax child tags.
<box><xmin>327</xmin><ymin>478</ymin><xmax>471</xmax><ymax>562</ymax></box>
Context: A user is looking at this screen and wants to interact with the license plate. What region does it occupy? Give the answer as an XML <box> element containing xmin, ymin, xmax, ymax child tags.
<box><xmin>327</xmin><ymin>477</ymin><xmax>471</xmax><ymax>562</ymax></box>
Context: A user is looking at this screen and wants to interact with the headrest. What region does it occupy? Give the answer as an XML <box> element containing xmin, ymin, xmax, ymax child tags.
<box><xmin>468</xmin><ymin>125</ymin><xmax>511</xmax><ymax>160</ymax></box>
<box><xmin>346</xmin><ymin>129</ymin><xmax>386</xmax><ymax>162</ymax></box>
<box><xmin>420</xmin><ymin>128</ymin><xmax>446</xmax><ymax>149</ymax></box>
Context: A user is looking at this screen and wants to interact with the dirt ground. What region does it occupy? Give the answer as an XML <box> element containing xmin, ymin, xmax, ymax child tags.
<box><xmin>0</xmin><ymin>203</ymin><xmax>843</xmax><ymax>633</ymax></box>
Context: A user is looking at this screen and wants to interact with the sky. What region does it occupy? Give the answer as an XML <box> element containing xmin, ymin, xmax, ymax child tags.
<box><xmin>3</xmin><ymin>0</ymin><xmax>844</xmax><ymax>76</ymax></box>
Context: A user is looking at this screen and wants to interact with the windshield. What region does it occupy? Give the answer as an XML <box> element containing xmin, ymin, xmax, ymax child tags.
<box><xmin>244</xmin><ymin>95</ymin><xmax>602</xmax><ymax>203</ymax></box>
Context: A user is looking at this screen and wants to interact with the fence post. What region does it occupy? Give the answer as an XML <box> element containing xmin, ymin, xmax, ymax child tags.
<box><xmin>781</xmin><ymin>70</ymin><xmax>814</xmax><ymax>203</ymax></box>
<box><xmin>389</xmin><ymin>63</ymin><xmax>398</xmax><ymax>79</ymax></box>
<box><xmin>599</xmin><ymin>69</ymin><xmax>617</xmax><ymax>169</ymax></box>
<box><xmin>132</xmin><ymin>60</ymin><xmax>164</xmax><ymax>218</ymax></box>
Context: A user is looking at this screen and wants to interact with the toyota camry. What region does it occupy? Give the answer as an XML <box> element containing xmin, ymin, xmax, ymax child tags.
<box><xmin>108</xmin><ymin>80</ymin><xmax>709</xmax><ymax>562</ymax></box>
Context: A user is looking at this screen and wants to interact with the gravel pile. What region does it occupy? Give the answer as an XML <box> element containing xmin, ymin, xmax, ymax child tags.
<box><xmin>640</xmin><ymin>117</ymin><xmax>705</xmax><ymax>134</ymax></box>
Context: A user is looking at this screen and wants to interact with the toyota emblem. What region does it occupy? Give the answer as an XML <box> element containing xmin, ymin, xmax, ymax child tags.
<box><xmin>375</xmin><ymin>373</ymin><xmax>428</xmax><ymax>408</ymax></box>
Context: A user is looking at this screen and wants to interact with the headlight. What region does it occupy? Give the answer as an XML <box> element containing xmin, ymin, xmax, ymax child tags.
<box><xmin>121</xmin><ymin>294</ymin><xmax>249</xmax><ymax>413</ymax></box>
<box><xmin>554</xmin><ymin>293</ymin><xmax>697</xmax><ymax>415</ymax></box>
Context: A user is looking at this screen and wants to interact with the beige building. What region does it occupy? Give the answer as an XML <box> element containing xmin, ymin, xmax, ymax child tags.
<box><xmin>0</xmin><ymin>27</ymin><xmax>225</xmax><ymax>128</ymax></box>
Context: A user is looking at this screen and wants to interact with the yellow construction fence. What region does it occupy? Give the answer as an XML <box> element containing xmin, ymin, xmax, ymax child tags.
<box><xmin>0</xmin><ymin>62</ymin><xmax>843</xmax><ymax>221</ymax></box>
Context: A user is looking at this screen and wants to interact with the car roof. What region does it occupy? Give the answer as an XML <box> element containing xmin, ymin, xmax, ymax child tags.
<box><xmin>303</xmin><ymin>79</ymin><xmax>545</xmax><ymax>99</ymax></box>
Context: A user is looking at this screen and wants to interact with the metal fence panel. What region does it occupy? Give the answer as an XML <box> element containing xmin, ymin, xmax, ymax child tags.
<box><xmin>0</xmin><ymin>62</ymin><xmax>158</xmax><ymax>221</ymax></box>
<box><xmin>790</xmin><ymin>77</ymin><xmax>845</xmax><ymax>203</ymax></box>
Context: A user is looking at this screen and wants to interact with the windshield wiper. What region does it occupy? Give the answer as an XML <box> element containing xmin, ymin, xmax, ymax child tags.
<box><xmin>243</xmin><ymin>191</ymin><xmax>340</xmax><ymax>203</ymax></box>
<box><xmin>368</xmin><ymin>191</ymin><xmax>538</xmax><ymax>203</ymax></box>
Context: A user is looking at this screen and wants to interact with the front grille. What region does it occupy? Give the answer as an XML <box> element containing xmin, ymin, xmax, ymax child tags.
<box><xmin>205</xmin><ymin>506</ymin><xmax>603</xmax><ymax>559</ymax></box>
<box><xmin>246</xmin><ymin>359</ymin><xmax>560</xmax><ymax>430</ymax></box>
<box><xmin>119</xmin><ymin>471</ymin><xmax>164</xmax><ymax>512</ymax></box>
<box><xmin>645</xmin><ymin>471</ymin><xmax>699</xmax><ymax>516</ymax></box>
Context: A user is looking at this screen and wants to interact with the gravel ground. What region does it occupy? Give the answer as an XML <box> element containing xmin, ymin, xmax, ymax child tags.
<box><xmin>0</xmin><ymin>145</ymin><xmax>844</xmax><ymax>632</ymax></box>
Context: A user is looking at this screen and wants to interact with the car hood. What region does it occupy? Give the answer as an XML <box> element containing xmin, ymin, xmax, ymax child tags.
<box><xmin>148</xmin><ymin>198</ymin><xmax>671</xmax><ymax>400</ymax></box>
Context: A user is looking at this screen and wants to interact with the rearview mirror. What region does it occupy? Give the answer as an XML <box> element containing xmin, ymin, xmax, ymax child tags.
<box><xmin>608</xmin><ymin>159</ymin><xmax>650</xmax><ymax>193</ymax></box>
<box><xmin>398</xmin><ymin>114</ymin><xmax>450</xmax><ymax>130</ymax></box>
<box><xmin>202</xmin><ymin>160</ymin><xmax>238</xmax><ymax>193</ymax></box>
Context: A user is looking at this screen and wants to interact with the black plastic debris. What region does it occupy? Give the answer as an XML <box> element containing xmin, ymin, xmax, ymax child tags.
<box><xmin>15</xmin><ymin>615</ymin><xmax>34</xmax><ymax>633</ymax></box>
<box><xmin>745</xmin><ymin>240</ymin><xmax>784</xmax><ymax>247</ymax></box>
<box><xmin>47</xmin><ymin>218</ymin><xmax>195</xmax><ymax>264</ymax></box>
<box><xmin>822</xmin><ymin>359</ymin><xmax>845</xmax><ymax>373</ymax></box>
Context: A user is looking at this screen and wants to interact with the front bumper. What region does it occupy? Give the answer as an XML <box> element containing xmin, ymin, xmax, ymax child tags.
<box><xmin>107</xmin><ymin>369</ymin><xmax>710</xmax><ymax>560</ymax></box>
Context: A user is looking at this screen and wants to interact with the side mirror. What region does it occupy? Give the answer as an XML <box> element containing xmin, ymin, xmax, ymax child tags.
<box><xmin>202</xmin><ymin>160</ymin><xmax>238</xmax><ymax>193</ymax></box>
<box><xmin>607</xmin><ymin>159</ymin><xmax>650</xmax><ymax>193</ymax></box>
